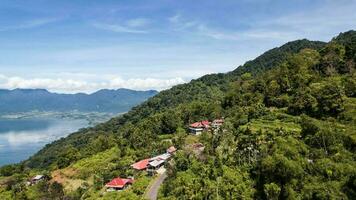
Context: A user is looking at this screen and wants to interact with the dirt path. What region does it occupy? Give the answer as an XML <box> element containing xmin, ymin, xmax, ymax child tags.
<box><xmin>144</xmin><ymin>172</ymin><xmax>168</xmax><ymax>200</ymax></box>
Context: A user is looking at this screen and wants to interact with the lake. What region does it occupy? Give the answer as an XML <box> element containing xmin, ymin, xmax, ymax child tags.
<box><xmin>0</xmin><ymin>117</ymin><xmax>89</xmax><ymax>166</ymax></box>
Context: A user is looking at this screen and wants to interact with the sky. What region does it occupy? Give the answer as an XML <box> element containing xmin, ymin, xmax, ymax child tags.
<box><xmin>0</xmin><ymin>0</ymin><xmax>355</xmax><ymax>93</ymax></box>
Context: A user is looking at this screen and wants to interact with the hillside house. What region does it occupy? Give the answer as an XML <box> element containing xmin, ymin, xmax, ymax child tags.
<box><xmin>189</xmin><ymin>120</ymin><xmax>210</xmax><ymax>135</ymax></box>
<box><xmin>147</xmin><ymin>159</ymin><xmax>165</xmax><ymax>175</ymax></box>
<box><xmin>131</xmin><ymin>152</ymin><xmax>173</xmax><ymax>174</ymax></box>
<box><xmin>131</xmin><ymin>159</ymin><xmax>150</xmax><ymax>170</ymax></box>
<box><xmin>105</xmin><ymin>177</ymin><xmax>134</xmax><ymax>191</ymax></box>
<box><xmin>28</xmin><ymin>175</ymin><xmax>46</xmax><ymax>185</ymax></box>
<box><xmin>147</xmin><ymin>153</ymin><xmax>171</xmax><ymax>175</ymax></box>
<box><xmin>167</xmin><ymin>146</ymin><xmax>177</xmax><ymax>154</ymax></box>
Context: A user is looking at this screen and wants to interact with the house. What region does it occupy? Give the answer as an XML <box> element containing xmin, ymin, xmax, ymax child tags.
<box><xmin>131</xmin><ymin>150</ymin><xmax>174</xmax><ymax>175</ymax></box>
<box><xmin>189</xmin><ymin>120</ymin><xmax>210</xmax><ymax>135</ymax></box>
<box><xmin>167</xmin><ymin>146</ymin><xmax>177</xmax><ymax>154</ymax></box>
<box><xmin>147</xmin><ymin>159</ymin><xmax>166</xmax><ymax>175</ymax></box>
<box><xmin>131</xmin><ymin>153</ymin><xmax>172</xmax><ymax>172</ymax></box>
<box><xmin>131</xmin><ymin>159</ymin><xmax>150</xmax><ymax>170</ymax></box>
<box><xmin>28</xmin><ymin>175</ymin><xmax>46</xmax><ymax>185</ymax></box>
<box><xmin>105</xmin><ymin>177</ymin><xmax>134</xmax><ymax>191</ymax></box>
<box><xmin>147</xmin><ymin>153</ymin><xmax>172</xmax><ymax>175</ymax></box>
<box><xmin>152</xmin><ymin>152</ymin><xmax>171</xmax><ymax>161</ymax></box>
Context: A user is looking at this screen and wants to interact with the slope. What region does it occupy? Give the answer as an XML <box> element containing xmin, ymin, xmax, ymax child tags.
<box><xmin>0</xmin><ymin>30</ymin><xmax>355</xmax><ymax>200</ymax></box>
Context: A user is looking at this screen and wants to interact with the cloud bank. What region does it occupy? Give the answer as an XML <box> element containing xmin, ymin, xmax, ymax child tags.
<box><xmin>0</xmin><ymin>74</ymin><xmax>185</xmax><ymax>93</ymax></box>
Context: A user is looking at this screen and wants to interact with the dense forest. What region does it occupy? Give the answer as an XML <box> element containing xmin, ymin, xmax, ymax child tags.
<box><xmin>0</xmin><ymin>30</ymin><xmax>355</xmax><ymax>200</ymax></box>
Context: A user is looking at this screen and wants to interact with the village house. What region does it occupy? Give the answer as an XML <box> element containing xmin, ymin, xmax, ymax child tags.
<box><xmin>105</xmin><ymin>177</ymin><xmax>134</xmax><ymax>192</ymax></box>
<box><xmin>131</xmin><ymin>147</ymin><xmax>176</xmax><ymax>175</ymax></box>
<box><xmin>27</xmin><ymin>175</ymin><xmax>46</xmax><ymax>185</ymax></box>
<box><xmin>147</xmin><ymin>159</ymin><xmax>166</xmax><ymax>175</ymax></box>
<box><xmin>131</xmin><ymin>158</ymin><xmax>150</xmax><ymax>170</ymax></box>
<box><xmin>166</xmin><ymin>146</ymin><xmax>177</xmax><ymax>154</ymax></box>
<box><xmin>189</xmin><ymin>119</ymin><xmax>224</xmax><ymax>135</ymax></box>
<box><xmin>147</xmin><ymin>153</ymin><xmax>172</xmax><ymax>175</ymax></box>
<box><xmin>189</xmin><ymin>120</ymin><xmax>210</xmax><ymax>135</ymax></box>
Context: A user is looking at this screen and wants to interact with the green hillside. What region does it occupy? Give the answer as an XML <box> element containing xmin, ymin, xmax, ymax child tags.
<box><xmin>1</xmin><ymin>30</ymin><xmax>355</xmax><ymax>200</ymax></box>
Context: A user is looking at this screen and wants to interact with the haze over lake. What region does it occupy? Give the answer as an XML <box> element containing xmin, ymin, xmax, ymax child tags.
<box><xmin>0</xmin><ymin>117</ymin><xmax>88</xmax><ymax>166</ymax></box>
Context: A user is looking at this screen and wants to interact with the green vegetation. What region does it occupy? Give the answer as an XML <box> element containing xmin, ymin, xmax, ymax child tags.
<box><xmin>0</xmin><ymin>30</ymin><xmax>355</xmax><ymax>199</ymax></box>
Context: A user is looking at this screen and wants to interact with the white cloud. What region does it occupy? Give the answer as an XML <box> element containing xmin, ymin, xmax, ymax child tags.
<box><xmin>126</xmin><ymin>18</ymin><xmax>150</xmax><ymax>28</ymax></box>
<box><xmin>198</xmin><ymin>25</ymin><xmax>300</xmax><ymax>41</ymax></box>
<box><xmin>0</xmin><ymin>18</ymin><xmax>60</xmax><ymax>32</ymax></box>
<box><xmin>92</xmin><ymin>21</ymin><xmax>148</xmax><ymax>33</ymax></box>
<box><xmin>0</xmin><ymin>74</ymin><xmax>186</xmax><ymax>93</ymax></box>
<box><xmin>168</xmin><ymin>14</ymin><xmax>181</xmax><ymax>23</ymax></box>
<box><xmin>168</xmin><ymin>14</ymin><xmax>199</xmax><ymax>31</ymax></box>
<box><xmin>110</xmin><ymin>77</ymin><xmax>185</xmax><ymax>91</ymax></box>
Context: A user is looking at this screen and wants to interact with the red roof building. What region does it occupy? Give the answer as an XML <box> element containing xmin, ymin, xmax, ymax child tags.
<box><xmin>190</xmin><ymin>120</ymin><xmax>210</xmax><ymax>129</ymax></box>
<box><xmin>131</xmin><ymin>159</ymin><xmax>150</xmax><ymax>170</ymax></box>
<box><xmin>167</xmin><ymin>146</ymin><xmax>177</xmax><ymax>154</ymax></box>
<box><xmin>105</xmin><ymin>177</ymin><xmax>134</xmax><ymax>189</ymax></box>
<box><xmin>189</xmin><ymin>120</ymin><xmax>211</xmax><ymax>135</ymax></box>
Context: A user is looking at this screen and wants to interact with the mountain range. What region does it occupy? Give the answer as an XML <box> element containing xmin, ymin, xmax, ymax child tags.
<box><xmin>0</xmin><ymin>88</ymin><xmax>158</xmax><ymax>113</ymax></box>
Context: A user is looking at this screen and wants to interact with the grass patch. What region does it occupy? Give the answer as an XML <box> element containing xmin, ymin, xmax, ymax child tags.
<box><xmin>71</xmin><ymin>147</ymin><xmax>120</xmax><ymax>179</ymax></box>
<box><xmin>158</xmin><ymin>134</ymin><xmax>174</xmax><ymax>140</ymax></box>
<box><xmin>241</xmin><ymin>119</ymin><xmax>301</xmax><ymax>134</ymax></box>
<box><xmin>185</xmin><ymin>135</ymin><xmax>200</xmax><ymax>145</ymax></box>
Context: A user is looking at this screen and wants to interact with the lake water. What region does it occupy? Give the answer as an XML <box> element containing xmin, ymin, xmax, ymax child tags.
<box><xmin>0</xmin><ymin>118</ymin><xmax>89</xmax><ymax>166</ymax></box>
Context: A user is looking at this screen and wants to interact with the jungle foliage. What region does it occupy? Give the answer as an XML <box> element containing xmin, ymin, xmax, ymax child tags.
<box><xmin>0</xmin><ymin>30</ymin><xmax>355</xmax><ymax>200</ymax></box>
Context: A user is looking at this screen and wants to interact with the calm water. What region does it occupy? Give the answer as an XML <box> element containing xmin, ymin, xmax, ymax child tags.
<box><xmin>0</xmin><ymin>118</ymin><xmax>88</xmax><ymax>166</ymax></box>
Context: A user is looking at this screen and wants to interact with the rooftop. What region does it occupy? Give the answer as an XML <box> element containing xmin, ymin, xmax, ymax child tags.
<box><xmin>131</xmin><ymin>159</ymin><xmax>150</xmax><ymax>170</ymax></box>
<box><xmin>105</xmin><ymin>177</ymin><xmax>133</xmax><ymax>188</ymax></box>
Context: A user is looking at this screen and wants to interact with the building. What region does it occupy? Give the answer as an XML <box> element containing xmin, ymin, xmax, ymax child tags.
<box><xmin>167</xmin><ymin>146</ymin><xmax>177</xmax><ymax>154</ymax></box>
<box><xmin>131</xmin><ymin>159</ymin><xmax>150</xmax><ymax>170</ymax></box>
<box><xmin>105</xmin><ymin>177</ymin><xmax>134</xmax><ymax>191</ymax></box>
<box><xmin>147</xmin><ymin>159</ymin><xmax>166</xmax><ymax>175</ymax></box>
<box><xmin>147</xmin><ymin>153</ymin><xmax>172</xmax><ymax>175</ymax></box>
<box><xmin>189</xmin><ymin>120</ymin><xmax>210</xmax><ymax>135</ymax></box>
<box><xmin>150</xmin><ymin>153</ymin><xmax>171</xmax><ymax>161</ymax></box>
<box><xmin>131</xmin><ymin>152</ymin><xmax>173</xmax><ymax>174</ymax></box>
<box><xmin>28</xmin><ymin>175</ymin><xmax>46</xmax><ymax>185</ymax></box>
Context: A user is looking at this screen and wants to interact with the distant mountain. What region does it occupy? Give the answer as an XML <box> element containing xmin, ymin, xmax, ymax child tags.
<box><xmin>0</xmin><ymin>88</ymin><xmax>158</xmax><ymax>113</ymax></box>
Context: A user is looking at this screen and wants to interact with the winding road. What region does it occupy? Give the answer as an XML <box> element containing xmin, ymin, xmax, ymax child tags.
<box><xmin>144</xmin><ymin>172</ymin><xmax>168</xmax><ymax>200</ymax></box>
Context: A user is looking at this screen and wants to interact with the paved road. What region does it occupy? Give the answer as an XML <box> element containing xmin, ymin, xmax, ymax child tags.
<box><xmin>145</xmin><ymin>172</ymin><xmax>168</xmax><ymax>200</ymax></box>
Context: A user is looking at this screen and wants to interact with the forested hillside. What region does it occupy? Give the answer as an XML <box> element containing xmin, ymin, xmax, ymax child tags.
<box><xmin>0</xmin><ymin>30</ymin><xmax>355</xmax><ymax>200</ymax></box>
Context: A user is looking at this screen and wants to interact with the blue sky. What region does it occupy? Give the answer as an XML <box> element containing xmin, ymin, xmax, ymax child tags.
<box><xmin>0</xmin><ymin>0</ymin><xmax>355</xmax><ymax>93</ymax></box>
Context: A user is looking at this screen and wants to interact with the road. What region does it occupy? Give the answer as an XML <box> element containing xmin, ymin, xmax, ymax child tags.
<box><xmin>144</xmin><ymin>172</ymin><xmax>168</xmax><ymax>200</ymax></box>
